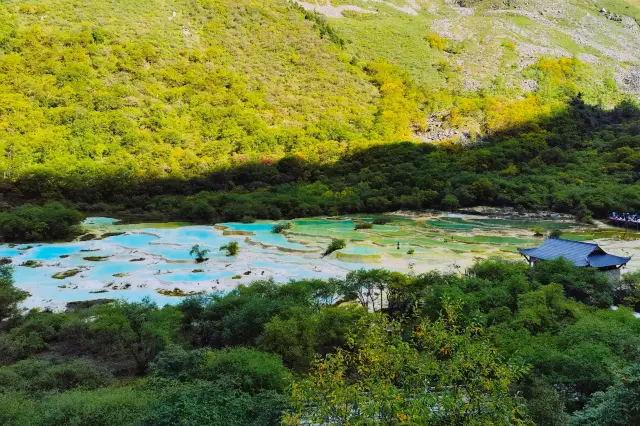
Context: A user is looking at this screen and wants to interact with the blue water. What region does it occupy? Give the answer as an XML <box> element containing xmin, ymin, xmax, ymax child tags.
<box><xmin>0</xmin><ymin>247</ymin><xmax>21</xmax><ymax>257</ymax></box>
<box><xmin>157</xmin><ymin>227</ymin><xmax>231</xmax><ymax>246</ymax></box>
<box><xmin>21</xmin><ymin>244</ymin><xmax>84</xmax><ymax>261</ymax></box>
<box><xmin>220</xmin><ymin>222</ymin><xmax>311</xmax><ymax>250</ymax></box>
<box><xmin>104</xmin><ymin>233</ymin><xmax>159</xmax><ymax>248</ymax></box>
<box><xmin>83</xmin><ymin>217</ymin><xmax>121</xmax><ymax>226</ymax></box>
<box><xmin>341</xmin><ymin>246</ymin><xmax>385</xmax><ymax>255</ymax></box>
<box><xmin>83</xmin><ymin>262</ymin><xmax>143</xmax><ymax>280</ymax></box>
<box><xmin>4</xmin><ymin>215</ymin><xmax>584</xmax><ymax>309</ymax></box>
<box><xmin>164</xmin><ymin>270</ymin><xmax>236</xmax><ymax>282</ymax></box>
<box><xmin>145</xmin><ymin>244</ymin><xmax>225</xmax><ymax>261</ymax></box>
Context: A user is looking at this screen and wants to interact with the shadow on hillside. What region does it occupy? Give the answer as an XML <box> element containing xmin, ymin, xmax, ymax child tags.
<box><xmin>2</xmin><ymin>97</ymin><xmax>640</xmax><ymax>222</ymax></box>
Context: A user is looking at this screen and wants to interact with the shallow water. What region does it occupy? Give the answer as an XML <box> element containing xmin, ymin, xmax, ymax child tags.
<box><xmin>0</xmin><ymin>214</ymin><xmax>632</xmax><ymax>309</ymax></box>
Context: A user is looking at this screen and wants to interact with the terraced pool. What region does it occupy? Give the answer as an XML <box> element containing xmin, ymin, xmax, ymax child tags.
<box><xmin>0</xmin><ymin>214</ymin><xmax>636</xmax><ymax>309</ymax></box>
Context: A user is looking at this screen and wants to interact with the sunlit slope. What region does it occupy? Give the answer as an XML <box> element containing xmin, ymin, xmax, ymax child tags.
<box><xmin>1</xmin><ymin>0</ymin><xmax>639</xmax><ymax>195</ymax></box>
<box><xmin>0</xmin><ymin>0</ymin><xmax>377</xmax><ymax>183</ymax></box>
<box><xmin>298</xmin><ymin>0</ymin><xmax>640</xmax><ymax>94</ymax></box>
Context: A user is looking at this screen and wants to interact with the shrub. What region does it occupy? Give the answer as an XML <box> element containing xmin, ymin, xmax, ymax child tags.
<box><xmin>0</xmin><ymin>392</ymin><xmax>36</xmax><ymax>425</ymax></box>
<box><xmin>52</xmin><ymin>269</ymin><xmax>82</xmax><ymax>279</ymax></box>
<box><xmin>140</xmin><ymin>377</ymin><xmax>287</xmax><ymax>426</ymax></box>
<box><xmin>83</xmin><ymin>256</ymin><xmax>110</xmax><ymax>262</ymax></box>
<box><xmin>324</xmin><ymin>239</ymin><xmax>346</xmax><ymax>257</ymax></box>
<box><xmin>549</xmin><ymin>229</ymin><xmax>563</xmax><ymax>239</ymax></box>
<box><xmin>0</xmin><ymin>358</ymin><xmax>114</xmax><ymax>394</ymax></box>
<box><xmin>190</xmin><ymin>245</ymin><xmax>210</xmax><ymax>263</ymax></box>
<box><xmin>372</xmin><ymin>218</ymin><xmax>391</xmax><ymax>225</ymax></box>
<box><xmin>272</xmin><ymin>222</ymin><xmax>292</xmax><ymax>234</ymax></box>
<box><xmin>426</xmin><ymin>33</ymin><xmax>448</xmax><ymax>51</ymax></box>
<box><xmin>240</xmin><ymin>216</ymin><xmax>256</xmax><ymax>224</ymax></box>
<box><xmin>220</xmin><ymin>242</ymin><xmax>239</xmax><ymax>256</ymax></box>
<box><xmin>203</xmin><ymin>347</ymin><xmax>292</xmax><ymax>393</ymax></box>
<box><xmin>0</xmin><ymin>203</ymin><xmax>84</xmax><ymax>243</ymax></box>
<box><xmin>37</xmin><ymin>386</ymin><xmax>152</xmax><ymax>426</ymax></box>
<box><xmin>354</xmin><ymin>222</ymin><xmax>373</xmax><ymax>230</ymax></box>
<box><xmin>150</xmin><ymin>345</ymin><xmax>209</xmax><ymax>382</ymax></box>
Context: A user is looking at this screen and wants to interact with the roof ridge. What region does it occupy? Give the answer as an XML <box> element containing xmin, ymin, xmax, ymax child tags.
<box><xmin>547</xmin><ymin>237</ymin><xmax>598</xmax><ymax>247</ymax></box>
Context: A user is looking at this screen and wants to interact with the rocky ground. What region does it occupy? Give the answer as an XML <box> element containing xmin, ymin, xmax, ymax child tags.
<box><xmin>294</xmin><ymin>0</ymin><xmax>640</xmax><ymax>99</ymax></box>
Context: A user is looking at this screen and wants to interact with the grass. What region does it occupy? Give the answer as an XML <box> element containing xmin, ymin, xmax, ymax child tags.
<box><xmin>354</xmin><ymin>222</ymin><xmax>373</xmax><ymax>230</ymax></box>
<box><xmin>97</xmin><ymin>232</ymin><xmax>126</xmax><ymax>240</ymax></box>
<box><xmin>52</xmin><ymin>269</ymin><xmax>82</xmax><ymax>279</ymax></box>
<box><xmin>597</xmin><ymin>0</ymin><xmax>640</xmax><ymax>22</ymax></box>
<box><xmin>331</xmin><ymin>12</ymin><xmax>448</xmax><ymax>88</ymax></box>
<box><xmin>157</xmin><ymin>288</ymin><xmax>204</xmax><ymax>297</ymax></box>
<box><xmin>83</xmin><ymin>256</ymin><xmax>110</xmax><ymax>262</ymax></box>
<box><xmin>19</xmin><ymin>260</ymin><xmax>42</xmax><ymax>268</ymax></box>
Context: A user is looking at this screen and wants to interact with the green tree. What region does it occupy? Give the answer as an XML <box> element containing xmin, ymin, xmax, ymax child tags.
<box><xmin>220</xmin><ymin>241</ymin><xmax>239</xmax><ymax>257</ymax></box>
<box><xmin>570</xmin><ymin>363</ymin><xmax>640</xmax><ymax>426</ymax></box>
<box><xmin>0</xmin><ymin>203</ymin><xmax>84</xmax><ymax>243</ymax></box>
<box><xmin>323</xmin><ymin>238</ymin><xmax>345</xmax><ymax>257</ymax></box>
<box><xmin>513</xmin><ymin>284</ymin><xmax>577</xmax><ymax>334</ymax></box>
<box><xmin>258</xmin><ymin>309</ymin><xmax>320</xmax><ymax>372</ymax></box>
<box><xmin>190</xmin><ymin>245</ymin><xmax>210</xmax><ymax>263</ymax></box>
<box><xmin>272</xmin><ymin>222</ymin><xmax>292</xmax><ymax>234</ymax></box>
<box><xmin>88</xmin><ymin>299</ymin><xmax>182</xmax><ymax>374</ymax></box>
<box><xmin>0</xmin><ymin>266</ymin><xmax>27</xmax><ymax>329</ymax></box>
<box><xmin>177</xmin><ymin>279</ymin><xmax>315</xmax><ymax>348</ymax></box>
<box><xmin>529</xmin><ymin>258</ymin><xmax>612</xmax><ymax>307</ymax></box>
<box><xmin>523</xmin><ymin>379</ymin><xmax>571</xmax><ymax>426</ymax></box>
<box><xmin>338</xmin><ymin>269</ymin><xmax>407</xmax><ymax>313</ymax></box>
<box><xmin>36</xmin><ymin>386</ymin><xmax>152</xmax><ymax>426</ymax></box>
<box><xmin>139</xmin><ymin>378</ymin><xmax>287</xmax><ymax>426</ymax></box>
<box><xmin>285</xmin><ymin>306</ymin><xmax>530</xmax><ymax>425</ymax></box>
<box><xmin>441</xmin><ymin>194</ymin><xmax>460</xmax><ymax>211</ymax></box>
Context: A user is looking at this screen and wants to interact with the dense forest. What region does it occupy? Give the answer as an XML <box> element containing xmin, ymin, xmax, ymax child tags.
<box><xmin>0</xmin><ymin>0</ymin><xmax>639</xmax><ymax>228</ymax></box>
<box><xmin>2</xmin><ymin>96</ymin><xmax>639</xmax><ymax>241</ymax></box>
<box><xmin>1</xmin><ymin>258</ymin><xmax>639</xmax><ymax>425</ymax></box>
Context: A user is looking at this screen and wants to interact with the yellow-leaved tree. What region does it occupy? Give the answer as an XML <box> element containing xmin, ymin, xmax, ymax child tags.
<box><xmin>284</xmin><ymin>303</ymin><xmax>531</xmax><ymax>425</ymax></box>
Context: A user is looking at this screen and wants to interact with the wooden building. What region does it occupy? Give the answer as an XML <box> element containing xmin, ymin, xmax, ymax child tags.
<box><xmin>518</xmin><ymin>238</ymin><xmax>630</xmax><ymax>279</ymax></box>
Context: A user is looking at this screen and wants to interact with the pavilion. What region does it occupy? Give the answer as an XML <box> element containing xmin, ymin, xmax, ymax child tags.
<box><xmin>517</xmin><ymin>238</ymin><xmax>630</xmax><ymax>272</ymax></box>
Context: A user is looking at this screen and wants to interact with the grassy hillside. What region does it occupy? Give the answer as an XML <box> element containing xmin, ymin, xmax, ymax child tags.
<box><xmin>306</xmin><ymin>0</ymin><xmax>640</xmax><ymax>94</ymax></box>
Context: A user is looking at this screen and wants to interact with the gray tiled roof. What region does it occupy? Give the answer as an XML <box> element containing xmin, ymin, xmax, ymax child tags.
<box><xmin>517</xmin><ymin>238</ymin><xmax>630</xmax><ymax>268</ymax></box>
<box><xmin>587</xmin><ymin>253</ymin><xmax>632</xmax><ymax>268</ymax></box>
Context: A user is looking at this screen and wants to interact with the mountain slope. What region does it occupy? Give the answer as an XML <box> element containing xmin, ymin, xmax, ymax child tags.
<box><xmin>0</xmin><ymin>0</ymin><xmax>638</xmax><ymax>204</ymax></box>
<box><xmin>0</xmin><ymin>0</ymin><xmax>378</xmax><ymax>185</ymax></box>
<box><xmin>297</xmin><ymin>0</ymin><xmax>640</xmax><ymax>94</ymax></box>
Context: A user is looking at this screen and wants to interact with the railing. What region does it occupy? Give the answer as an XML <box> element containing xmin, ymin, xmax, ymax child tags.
<box><xmin>609</xmin><ymin>215</ymin><xmax>640</xmax><ymax>229</ymax></box>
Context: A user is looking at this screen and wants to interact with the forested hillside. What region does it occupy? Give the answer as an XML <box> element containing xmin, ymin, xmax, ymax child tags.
<box><xmin>2</xmin><ymin>2</ymin><xmax>640</xmax><ymax>424</ymax></box>
<box><xmin>0</xmin><ymin>0</ymin><xmax>639</xmax><ymax>221</ymax></box>
<box><xmin>0</xmin><ymin>0</ymin><xmax>379</xmax><ymax>185</ymax></box>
